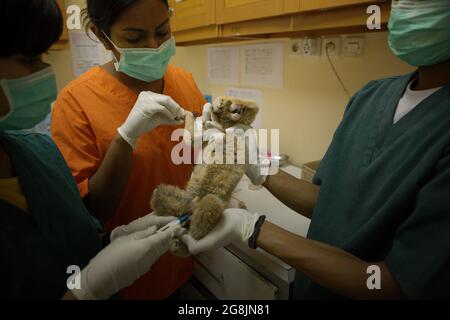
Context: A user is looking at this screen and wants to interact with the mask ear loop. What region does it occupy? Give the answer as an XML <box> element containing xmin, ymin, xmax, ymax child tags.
<box><xmin>101</xmin><ymin>31</ymin><xmax>122</xmax><ymax>71</ymax></box>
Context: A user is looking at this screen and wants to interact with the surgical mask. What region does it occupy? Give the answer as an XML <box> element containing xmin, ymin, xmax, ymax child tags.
<box><xmin>388</xmin><ymin>0</ymin><xmax>450</xmax><ymax>67</ymax></box>
<box><xmin>0</xmin><ymin>66</ymin><xmax>57</xmax><ymax>132</ymax></box>
<box><xmin>104</xmin><ymin>33</ymin><xmax>176</xmax><ymax>82</ymax></box>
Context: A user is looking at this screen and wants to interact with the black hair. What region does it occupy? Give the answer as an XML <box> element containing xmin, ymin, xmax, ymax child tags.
<box><xmin>84</xmin><ymin>0</ymin><xmax>169</xmax><ymax>36</ymax></box>
<box><xmin>0</xmin><ymin>0</ymin><xmax>63</xmax><ymax>57</ymax></box>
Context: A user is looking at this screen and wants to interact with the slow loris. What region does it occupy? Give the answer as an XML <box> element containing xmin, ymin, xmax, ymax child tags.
<box><xmin>150</xmin><ymin>97</ymin><xmax>259</xmax><ymax>256</ymax></box>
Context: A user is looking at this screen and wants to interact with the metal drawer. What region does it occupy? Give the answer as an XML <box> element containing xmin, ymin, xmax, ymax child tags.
<box><xmin>193</xmin><ymin>247</ymin><xmax>279</xmax><ymax>300</ymax></box>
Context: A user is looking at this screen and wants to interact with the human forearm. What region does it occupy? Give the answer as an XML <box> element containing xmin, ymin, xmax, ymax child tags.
<box><xmin>263</xmin><ymin>170</ymin><xmax>319</xmax><ymax>219</ymax></box>
<box><xmin>257</xmin><ymin>222</ymin><xmax>405</xmax><ymax>300</ymax></box>
<box><xmin>85</xmin><ymin>135</ymin><xmax>133</xmax><ymax>222</ymax></box>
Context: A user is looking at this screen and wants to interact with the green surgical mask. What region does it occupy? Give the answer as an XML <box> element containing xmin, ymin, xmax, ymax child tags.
<box><xmin>105</xmin><ymin>33</ymin><xmax>176</xmax><ymax>82</ymax></box>
<box><xmin>0</xmin><ymin>66</ymin><xmax>57</xmax><ymax>132</ymax></box>
<box><xmin>388</xmin><ymin>0</ymin><xmax>450</xmax><ymax>67</ymax></box>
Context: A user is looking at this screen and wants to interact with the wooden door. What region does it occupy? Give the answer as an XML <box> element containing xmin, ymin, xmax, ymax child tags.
<box><xmin>216</xmin><ymin>0</ymin><xmax>285</xmax><ymax>24</ymax></box>
<box><xmin>300</xmin><ymin>0</ymin><xmax>381</xmax><ymax>12</ymax></box>
<box><xmin>169</xmin><ymin>0</ymin><xmax>216</xmax><ymax>31</ymax></box>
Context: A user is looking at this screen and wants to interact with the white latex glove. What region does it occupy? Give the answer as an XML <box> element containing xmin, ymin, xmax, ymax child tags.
<box><xmin>204</xmin><ymin>120</ymin><xmax>225</xmax><ymax>145</ymax></box>
<box><xmin>179</xmin><ymin>208</ymin><xmax>261</xmax><ymax>255</ymax></box>
<box><xmin>201</xmin><ymin>102</ymin><xmax>213</xmax><ymax>124</ymax></box>
<box><xmin>225</xmin><ymin>124</ymin><xmax>270</xmax><ymax>186</ymax></box>
<box><xmin>118</xmin><ymin>92</ymin><xmax>184</xmax><ymax>148</ymax></box>
<box><xmin>71</xmin><ymin>226</ymin><xmax>175</xmax><ymax>300</ymax></box>
<box><xmin>110</xmin><ymin>213</ymin><xmax>177</xmax><ymax>241</ymax></box>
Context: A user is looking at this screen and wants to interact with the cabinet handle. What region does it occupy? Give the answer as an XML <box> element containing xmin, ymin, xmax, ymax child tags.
<box><xmin>194</xmin><ymin>257</ymin><xmax>224</xmax><ymax>286</ymax></box>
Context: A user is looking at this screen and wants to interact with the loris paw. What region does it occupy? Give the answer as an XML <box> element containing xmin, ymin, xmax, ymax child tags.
<box><xmin>190</xmin><ymin>194</ymin><xmax>224</xmax><ymax>240</ymax></box>
<box><xmin>169</xmin><ymin>239</ymin><xmax>191</xmax><ymax>257</ymax></box>
<box><xmin>212</xmin><ymin>97</ymin><xmax>259</xmax><ymax>128</ymax></box>
<box><xmin>151</xmin><ymin>185</ymin><xmax>193</xmax><ymax>217</ymax></box>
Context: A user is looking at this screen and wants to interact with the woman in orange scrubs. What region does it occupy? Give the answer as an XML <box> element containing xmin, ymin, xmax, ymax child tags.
<box><xmin>51</xmin><ymin>0</ymin><xmax>205</xmax><ymax>300</ymax></box>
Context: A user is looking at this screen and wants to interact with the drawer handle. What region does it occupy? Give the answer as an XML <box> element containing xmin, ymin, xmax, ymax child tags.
<box><xmin>194</xmin><ymin>257</ymin><xmax>224</xmax><ymax>286</ymax></box>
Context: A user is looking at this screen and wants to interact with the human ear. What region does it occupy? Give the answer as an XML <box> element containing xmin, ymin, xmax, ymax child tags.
<box><xmin>91</xmin><ymin>26</ymin><xmax>113</xmax><ymax>51</ymax></box>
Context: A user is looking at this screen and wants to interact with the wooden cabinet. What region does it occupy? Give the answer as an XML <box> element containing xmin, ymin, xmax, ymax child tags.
<box><xmin>284</xmin><ymin>0</ymin><xmax>300</xmax><ymax>13</ymax></box>
<box><xmin>173</xmin><ymin>0</ymin><xmax>391</xmax><ymax>45</ymax></box>
<box><xmin>299</xmin><ymin>0</ymin><xmax>379</xmax><ymax>12</ymax></box>
<box><xmin>216</xmin><ymin>0</ymin><xmax>285</xmax><ymax>24</ymax></box>
<box><xmin>50</xmin><ymin>0</ymin><xmax>69</xmax><ymax>50</ymax></box>
<box><xmin>169</xmin><ymin>0</ymin><xmax>216</xmax><ymax>32</ymax></box>
<box><xmin>291</xmin><ymin>1</ymin><xmax>391</xmax><ymax>35</ymax></box>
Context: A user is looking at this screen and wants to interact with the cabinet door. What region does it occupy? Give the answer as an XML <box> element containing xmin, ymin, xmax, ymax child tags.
<box><xmin>300</xmin><ymin>0</ymin><xmax>379</xmax><ymax>12</ymax></box>
<box><xmin>193</xmin><ymin>247</ymin><xmax>279</xmax><ymax>300</ymax></box>
<box><xmin>284</xmin><ymin>0</ymin><xmax>300</xmax><ymax>13</ymax></box>
<box><xmin>169</xmin><ymin>0</ymin><xmax>216</xmax><ymax>32</ymax></box>
<box><xmin>216</xmin><ymin>0</ymin><xmax>285</xmax><ymax>24</ymax></box>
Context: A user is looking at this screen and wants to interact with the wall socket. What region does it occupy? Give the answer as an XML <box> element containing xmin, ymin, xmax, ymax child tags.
<box><xmin>322</xmin><ymin>37</ymin><xmax>341</xmax><ymax>57</ymax></box>
<box><xmin>289</xmin><ymin>39</ymin><xmax>303</xmax><ymax>56</ymax></box>
<box><xmin>303</xmin><ymin>38</ymin><xmax>321</xmax><ymax>56</ymax></box>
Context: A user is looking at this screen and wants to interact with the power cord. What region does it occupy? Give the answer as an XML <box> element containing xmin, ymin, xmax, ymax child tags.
<box><xmin>325</xmin><ymin>42</ymin><xmax>351</xmax><ymax>100</ymax></box>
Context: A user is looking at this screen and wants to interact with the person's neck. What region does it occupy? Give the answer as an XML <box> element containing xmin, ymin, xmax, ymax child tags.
<box><xmin>103</xmin><ymin>61</ymin><xmax>164</xmax><ymax>96</ymax></box>
<box><xmin>0</xmin><ymin>144</ymin><xmax>14</xmax><ymax>179</ymax></box>
<box><xmin>414</xmin><ymin>59</ymin><xmax>450</xmax><ymax>90</ymax></box>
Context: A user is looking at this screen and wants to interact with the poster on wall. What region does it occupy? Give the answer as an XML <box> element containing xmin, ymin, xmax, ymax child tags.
<box><xmin>69</xmin><ymin>30</ymin><xmax>112</xmax><ymax>77</ymax></box>
<box><xmin>242</xmin><ymin>43</ymin><xmax>284</xmax><ymax>89</ymax></box>
<box><xmin>208</xmin><ymin>47</ymin><xmax>240</xmax><ymax>85</ymax></box>
<box><xmin>226</xmin><ymin>87</ymin><xmax>263</xmax><ymax>129</ymax></box>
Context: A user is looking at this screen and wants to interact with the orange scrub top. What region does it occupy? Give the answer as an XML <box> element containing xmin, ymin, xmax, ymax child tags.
<box><xmin>51</xmin><ymin>65</ymin><xmax>204</xmax><ymax>300</ymax></box>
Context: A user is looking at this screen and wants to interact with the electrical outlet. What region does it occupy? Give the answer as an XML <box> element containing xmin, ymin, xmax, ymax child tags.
<box><xmin>342</xmin><ymin>37</ymin><xmax>365</xmax><ymax>57</ymax></box>
<box><xmin>289</xmin><ymin>39</ymin><xmax>303</xmax><ymax>56</ymax></box>
<box><xmin>322</xmin><ymin>37</ymin><xmax>341</xmax><ymax>57</ymax></box>
<box><xmin>303</xmin><ymin>38</ymin><xmax>321</xmax><ymax>56</ymax></box>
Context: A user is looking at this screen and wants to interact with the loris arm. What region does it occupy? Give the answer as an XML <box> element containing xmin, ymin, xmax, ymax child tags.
<box><xmin>263</xmin><ymin>170</ymin><xmax>319</xmax><ymax>219</ymax></box>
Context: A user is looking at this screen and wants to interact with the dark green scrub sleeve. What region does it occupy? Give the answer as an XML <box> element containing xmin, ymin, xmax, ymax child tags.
<box><xmin>385</xmin><ymin>148</ymin><xmax>450</xmax><ymax>299</ymax></box>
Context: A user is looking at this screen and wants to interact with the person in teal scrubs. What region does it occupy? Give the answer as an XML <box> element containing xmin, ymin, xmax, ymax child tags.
<box><xmin>178</xmin><ymin>0</ymin><xmax>450</xmax><ymax>299</ymax></box>
<box><xmin>0</xmin><ymin>0</ymin><xmax>177</xmax><ymax>300</ymax></box>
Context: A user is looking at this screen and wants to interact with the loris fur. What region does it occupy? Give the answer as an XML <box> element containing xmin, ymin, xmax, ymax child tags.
<box><xmin>151</xmin><ymin>97</ymin><xmax>259</xmax><ymax>257</ymax></box>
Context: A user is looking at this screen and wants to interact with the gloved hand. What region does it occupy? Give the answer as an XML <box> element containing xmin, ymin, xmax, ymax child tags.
<box><xmin>201</xmin><ymin>102</ymin><xmax>213</xmax><ymax>124</ymax></box>
<box><xmin>203</xmin><ymin>120</ymin><xmax>225</xmax><ymax>145</ymax></box>
<box><xmin>179</xmin><ymin>208</ymin><xmax>261</xmax><ymax>255</ymax></box>
<box><xmin>110</xmin><ymin>212</ymin><xmax>177</xmax><ymax>241</ymax></box>
<box><xmin>71</xmin><ymin>226</ymin><xmax>175</xmax><ymax>300</ymax></box>
<box><xmin>201</xmin><ymin>110</ymin><xmax>271</xmax><ymax>185</ymax></box>
<box><xmin>118</xmin><ymin>92</ymin><xmax>184</xmax><ymax>148</ymax></box>
<box><xmin>246</xmin><ymin>159</ymin><xmax>271</xmax><ymax>186</ymax></box>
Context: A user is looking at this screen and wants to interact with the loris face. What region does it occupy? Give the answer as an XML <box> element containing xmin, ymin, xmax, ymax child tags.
<box><xmin>211</xmin><ymin>97</ymin><xmax>259</xmax><ymax>129</ymax></box>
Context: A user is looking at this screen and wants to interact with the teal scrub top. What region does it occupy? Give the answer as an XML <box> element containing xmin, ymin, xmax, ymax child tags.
<box><xmin>294</xmin><ymin>73</ymin><xmax>450</xmax><ymax>300</ymax></box>
<box><xmin>0</xmin><ymin>131</ymin><xmax>102</xmax><ymax>299</ymax></box>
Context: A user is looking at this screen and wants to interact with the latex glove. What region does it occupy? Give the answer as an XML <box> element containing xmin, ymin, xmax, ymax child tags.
<box><xmin>179</xmin><ymin>208</ymin><xmax>261</xmax><ymax>255</ymax></box>
<box><xmin>71</xmin><ymin>226</ymin><xmax>175</xmax><ymax>300</ymax></box>
<box><xmin>228</xmin><ymin>124</ymin><xmax>270</xmax><ymax>186</ymax></box>
<box><xmin>110</xmin><ymin>213</ymin><xmax>177</xmax><ymax>241</ymax></box>
<box><xmin>246</xmin><ymin>160</ymin><xmax>271</xmax><ymax>186</ymax></box>
<box><xmin>204</xmin><ymin>120</ymin><xmax>225</xmax><ymax>144</ymax></box>
<box><xmin>118</xmin><ymin>92</ymin><xmax>184</xmax><ymax>148</ymax></box>
<box><xmin>201</xmin><ymin>102</ymin><xmax>213</xmax><ymax>124</ymax></box>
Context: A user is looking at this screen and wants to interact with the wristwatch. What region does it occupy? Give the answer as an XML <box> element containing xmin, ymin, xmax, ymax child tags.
<box><xmin>248</xmin><ymin>215</ymin><xmax>266</xmax><ymax>249</ymax></box>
